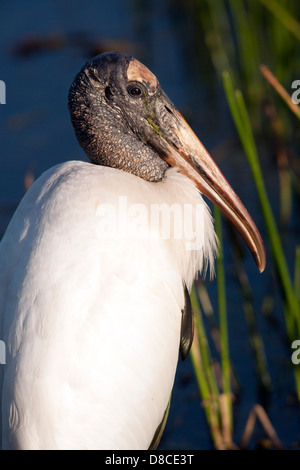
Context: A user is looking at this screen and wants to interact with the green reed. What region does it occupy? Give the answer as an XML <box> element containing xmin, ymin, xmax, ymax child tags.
<box><xmin>190</xmin><ymin>206</ymin><xmax>234</xmax><ymax>449</ymax></box>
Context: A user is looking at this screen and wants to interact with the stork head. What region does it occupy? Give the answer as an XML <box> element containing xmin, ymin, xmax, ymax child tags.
<box><xmin>68</xmin><ymin>52</ymin><xmax>266</xmax><ymax>272</ymax></box>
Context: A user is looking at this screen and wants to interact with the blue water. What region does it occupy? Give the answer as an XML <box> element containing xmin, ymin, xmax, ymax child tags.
<box><xmin>0</xmin><ymin>0</ymin><xmax>299</xmax><ymax>450</ymax></box>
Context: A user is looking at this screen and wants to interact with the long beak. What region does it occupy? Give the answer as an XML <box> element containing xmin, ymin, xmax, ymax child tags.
<box><xmin>156</xmin><ymin>108</ymin><xmax>266</xmax><ymax>272</ymax></box>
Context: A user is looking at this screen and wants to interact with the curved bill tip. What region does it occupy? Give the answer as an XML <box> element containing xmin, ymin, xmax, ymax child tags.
<box><xmin>247</xmin><ymin>223</ymin><xmax>266</xmax><ymax>273</ymax></box>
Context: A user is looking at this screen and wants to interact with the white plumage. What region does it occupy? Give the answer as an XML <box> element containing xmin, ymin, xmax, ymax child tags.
<box><xmin>0</xmin><ymin>161</ymin><xmax>216</xmax><ymax>449</ymax></box>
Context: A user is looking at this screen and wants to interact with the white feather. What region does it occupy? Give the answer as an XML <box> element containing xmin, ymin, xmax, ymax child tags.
<box><xmin>0</xmin><ymin>161</ymin><xmax>217</xmax><ymax>449</ymax></box>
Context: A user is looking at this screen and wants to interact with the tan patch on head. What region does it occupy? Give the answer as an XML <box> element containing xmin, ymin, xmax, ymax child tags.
<box><xmin>127</xmin><ymin>58</ymin><xmax>158</xmax><ymax>94</ymax></box>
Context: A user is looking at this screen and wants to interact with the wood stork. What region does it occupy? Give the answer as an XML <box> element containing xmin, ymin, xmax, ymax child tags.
<box><xmin>0</xmin><ymin>52</ymin><xmax>266</xmax><ymax>450</ymax></box>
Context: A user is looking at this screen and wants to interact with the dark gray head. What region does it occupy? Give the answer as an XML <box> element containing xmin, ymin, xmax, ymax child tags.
<box><xmin>68</xmin><ymin>51</ymin><xmax>266</xmax><ymax>272</ymax></box>
<box><xmin>68</xmin><ymin>51</ymin><xmax>175</xmax><ymax>181</ymax></box>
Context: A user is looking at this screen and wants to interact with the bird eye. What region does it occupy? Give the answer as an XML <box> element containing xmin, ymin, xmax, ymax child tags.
<box><xmin>105</xmin><ymin>86</ymin><xmax>114</xmax><ymax>100</ymax></box>
<box><xmin>127</xmin><ymin>84</ymin><xmax>143</xmax><ymax>97</ymax></box>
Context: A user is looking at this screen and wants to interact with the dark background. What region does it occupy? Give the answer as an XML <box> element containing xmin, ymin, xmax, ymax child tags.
<box><xmin>1</xmin><ymin>0</ymin><xmax>300</xmax><ymax>449</ymax></box>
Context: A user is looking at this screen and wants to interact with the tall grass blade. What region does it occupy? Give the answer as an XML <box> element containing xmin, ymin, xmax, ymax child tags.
<box><xmin>260</xmin><ymin>64</ymin><xmax>300</xmax><ymax>120</ymax></box>
<box><xmin>295</xmin><ymin>246</ymin><xmax>300</xmax><ymax>307</ymax></box>
<box><xmin>214</xmin><ymin>206</ymin><xmax>232</xmax><ymax>432</ymax></box>
<box><xmin>258</xmin><ymin>0</ymin><xmax>300</xmax><ymax>41</ymax></box>
<box><xmin>190</xmin><ymin>287</ymin><xmax>224</xmax><ymax>448</ymax></box>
